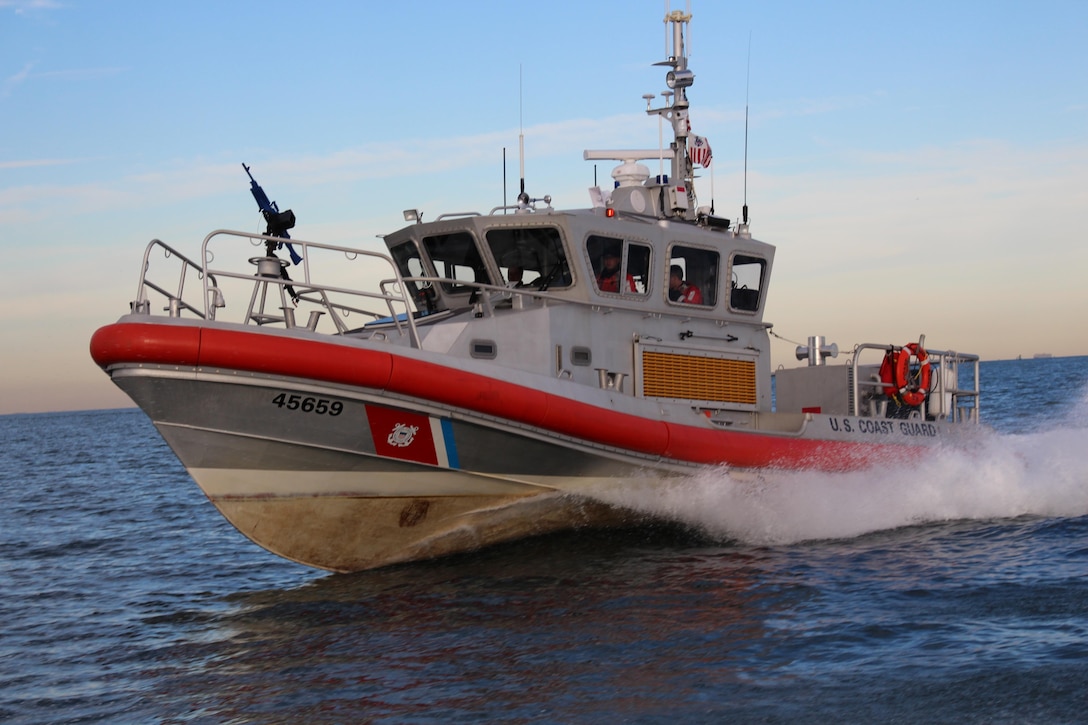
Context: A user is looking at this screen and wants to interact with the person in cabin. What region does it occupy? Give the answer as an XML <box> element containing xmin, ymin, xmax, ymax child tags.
<box><xmin>668</xmin><ymin>264</ymin><xmax>703</xmax><ymax>304</ymax></box>
<box><xmin>506</xmin><ymin>265</ymin><xmax>524</xmax><ymax>288</ymax></box>
<box><xmin>596</xmin><ymin>249</ymin><xmax>637</xmax><ymax>293</ymax></box>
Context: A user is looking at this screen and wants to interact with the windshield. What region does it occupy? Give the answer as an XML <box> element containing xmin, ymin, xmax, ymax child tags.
<box><xmin>422</xmin><ymin>231</ymin><xmax>491</xmax><ymax>294</ymax></box>
<box><xmin>485</xmin><ymin>226</ymin><xmax>571</xmax><ymax>290</ymax></box>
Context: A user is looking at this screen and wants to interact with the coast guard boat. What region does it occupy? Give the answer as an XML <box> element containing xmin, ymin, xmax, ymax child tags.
<box><xmin>90</xmin><ymin>11</ymin><xmax>981</xmax><ymax>572</ymax></box>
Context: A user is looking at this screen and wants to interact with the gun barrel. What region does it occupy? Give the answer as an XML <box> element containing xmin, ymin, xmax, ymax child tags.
<box><xmin>243</xmin><ymin>163</ymin><xmax>277</xmax><ymax>213</ymax></box>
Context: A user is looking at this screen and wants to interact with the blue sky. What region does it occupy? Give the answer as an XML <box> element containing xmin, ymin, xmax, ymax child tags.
<box><xmin>2</xmin><ymin>0</ymin><xmax>1086</xmax><ymax>414</ymax></box>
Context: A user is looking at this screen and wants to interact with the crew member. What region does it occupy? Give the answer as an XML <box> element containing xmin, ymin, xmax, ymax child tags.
<box><xmin>597</xmin><ymin>249</ymin><xmax>637</xmax><ymax>293</ymax></box>
<box><xmin>668</xmin><ymin>264</ymin><xmax>703</xmax><ymax>304</ymax></box>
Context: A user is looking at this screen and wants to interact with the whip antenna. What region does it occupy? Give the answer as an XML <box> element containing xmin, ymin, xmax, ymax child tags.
<box><xmin>742</xmin><ymin>32</ymin><xmax>751</xmax><ymax>227</ymax></box>
<box><xmin>518</xmin><ymin>64</ymin><xmax>528</xmax><ymax>206</ymax></box>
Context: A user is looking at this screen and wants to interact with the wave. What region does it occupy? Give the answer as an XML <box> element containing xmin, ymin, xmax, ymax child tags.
<box><xmin>586</xmin><ymin>421</ymin><xmax>1088</xmax><ymax>546</ymax></box>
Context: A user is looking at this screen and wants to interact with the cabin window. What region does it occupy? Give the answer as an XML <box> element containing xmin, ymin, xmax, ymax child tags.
<box><xmin>485</xmin><ymin>226</ymin><xmax>571</xmax><ymax>290</ymax></box>
<box><xmin>389</xmin><ymin>241</ymin><xmax>436</xmax><ymax>312</ymax></box>
<box><xmin>728</xmin><ymin>254</ymin><xmax>766</xmax><ymax>312</ymax></box>
<box><xmin>587</xmin><ymin>235</ymin><xmax>651</xmax><ymax>297</ymax></box>
<box><xmin>422</xmin><ymin>231</ymin><xmax>491</xmax><ymax>294</ymax></box>
<box><xmin>667</xmin><ymin>245</ymin><xmax>718</xmax><ymax>306</ymax></box>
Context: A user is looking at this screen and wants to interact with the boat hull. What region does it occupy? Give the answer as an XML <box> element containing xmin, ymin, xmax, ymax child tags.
<box><xmin>109</xmin><ymin>367</ymin><xmax>655</xmax><ymax>571</ymax></box>
<box><xmin>209</xmin><ymin>494</ymin><xmax>627</xmax><ymax>573</ymax></box>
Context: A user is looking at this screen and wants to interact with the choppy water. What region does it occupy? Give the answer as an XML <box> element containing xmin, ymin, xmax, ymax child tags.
<box><xmin>3</xmin><ymin>356</ymin><xmax>1088</xmax><ymax>723</ymax></box>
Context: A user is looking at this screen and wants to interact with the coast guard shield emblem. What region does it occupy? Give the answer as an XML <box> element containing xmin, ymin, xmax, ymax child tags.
<box><xmin>387</xmin><ymin>423</ymin><xmax>419</xmax><ymax>448</ymax></box>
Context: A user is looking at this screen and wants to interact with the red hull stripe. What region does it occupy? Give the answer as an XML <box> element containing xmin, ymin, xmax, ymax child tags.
<box><xmin>90</xmin><ymin>322</ymin><xmax>908</xmax><ymax>470</ymax></box>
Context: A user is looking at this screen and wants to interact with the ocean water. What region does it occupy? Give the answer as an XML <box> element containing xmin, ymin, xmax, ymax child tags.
<box><xmin>2</xmin><ymin>356</ymin><xmax>1088</xmax><ymax>723</ymax></box>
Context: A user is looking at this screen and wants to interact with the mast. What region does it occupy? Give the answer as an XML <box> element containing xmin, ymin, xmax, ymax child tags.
<box><xmin>583</xmin><ymin>9</ymin><xmax>700</xmax><ymax>222</ymax></box>
<box><xmin>649</xmin><ymin>9</ymin><xmax>696</xmax><ymax>219</ymax></box>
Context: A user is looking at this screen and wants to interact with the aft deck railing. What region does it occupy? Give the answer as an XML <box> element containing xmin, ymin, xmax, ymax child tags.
<box><xmin>851</xmin><ymin>343</ymin><xmax>981</xmax><ymax>423</ymax></box>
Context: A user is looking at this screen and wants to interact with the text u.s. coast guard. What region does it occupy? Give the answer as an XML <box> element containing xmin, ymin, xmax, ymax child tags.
<box><xmin>827</xmin><ymin>417</ymin><xmax>939</xmax><ymax>437</ymax></box>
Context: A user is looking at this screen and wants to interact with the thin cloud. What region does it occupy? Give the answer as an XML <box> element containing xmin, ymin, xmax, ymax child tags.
<box><xmin>2</xmin><ymin>62</ymin><xmax>34</xmax><ymax>98</ymax></box>
<box><xmin>1</xmin><ymin>0</ymin><xmax>64</xmax><ymax>12</ymax></box>
<box><xmin>0</xmin><ymin>115</ymin><xmax>651</xmax><ymax>225</ymax></box>
<box><xmin>2</xmin><ymin>62</ymin><xmax>124</xmax><ymax>100</ymax></box>
<box><xmin>747</xmin><ymin>92</ymin><xmax>881</xmax><ymax>125</ymax></box>
<box><xmin>3</xmin><ymin>64</ymin><xmax>125</xmax><ymax>94</ymax></box>
<box><xmin>0</xmin><ymin>157</ymin><xmax>85</xmax><ymax>169</ymax></box>
<box><xmin>147</xmin><ymin>114</ymin><xmax>660</xmax><ymax>191</ymax></box>
<box><xmin>33</xmin><ymin>66</ymin><xmax>127</xmax><ymax>81</ymax></box>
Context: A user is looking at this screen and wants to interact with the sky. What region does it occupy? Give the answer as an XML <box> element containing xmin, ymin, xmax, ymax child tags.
<box><xmin>2</xmin><ymin>0</ymin><xmax>1086</xmax><ymax>415</ymax></box>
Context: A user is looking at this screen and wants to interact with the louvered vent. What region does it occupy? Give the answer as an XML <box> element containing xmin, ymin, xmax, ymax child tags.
<box><xmin>641</xmin><ymin>350</ymin><xmax>757</xmax><ymax>405</ymax></box>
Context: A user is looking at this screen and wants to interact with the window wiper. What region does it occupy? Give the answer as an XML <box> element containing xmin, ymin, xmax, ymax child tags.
<box><xmin>536</xmin><ymin>231</ymin><xmax>570</xmax><ymax>292</ymax></box>
<box><xmin>538</xmin><ymin>257</ymin><xmax>569</xmax><ymax>292</ymax></box>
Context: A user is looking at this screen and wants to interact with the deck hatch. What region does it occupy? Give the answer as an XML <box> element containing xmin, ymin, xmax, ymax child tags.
<box><xmin>638</xmin><ymin>346</ymin><xmax>757</xmax><ymax>407</ymax></box>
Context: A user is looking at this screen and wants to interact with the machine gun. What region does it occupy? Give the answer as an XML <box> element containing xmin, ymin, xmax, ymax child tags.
<box><xmin>243</xmin><ymin>163</ymin><xmax>303</xmax><ymax>265</ymax></box>
<box><xmin>244</xmin><ymin>163</ymin><xmax>301</xmax><ymax>301</ymax></box>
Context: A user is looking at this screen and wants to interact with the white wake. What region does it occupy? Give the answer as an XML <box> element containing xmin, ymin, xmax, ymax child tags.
<box><xmin>586</xmin><ymin>399</ymin><xmax>1088</xmax><ymax>546</ymax></box>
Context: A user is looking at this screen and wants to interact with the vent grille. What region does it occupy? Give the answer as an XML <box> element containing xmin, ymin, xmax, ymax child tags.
<box><xmin>642</xmin><ymin>350</ymin><xmax>757</xmax><ymax>405</ymax></box>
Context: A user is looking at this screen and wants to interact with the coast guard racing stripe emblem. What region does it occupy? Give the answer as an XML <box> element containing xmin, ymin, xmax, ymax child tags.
<box><xmin>365</xmin><ymin>405</ymin><xmax>459</xmax><ymax>468</ymax></box>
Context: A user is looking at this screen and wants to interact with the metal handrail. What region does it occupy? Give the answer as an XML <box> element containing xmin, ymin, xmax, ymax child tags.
<box><xmin>132</xmin><ymin>239</ymin><xmax>214</xmax><ymax>318</ymax></box>
<box><xmin>850</xmin><ymin>343</ymin><xmax>981</xmax><ymax>422</ymax></box>
<box><xmin>198</xmin><ymin>229</ymin><xmax>423</xmax><ymax>346</ymax></box>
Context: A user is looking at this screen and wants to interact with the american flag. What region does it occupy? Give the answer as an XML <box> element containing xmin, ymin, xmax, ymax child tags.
<box><xmin>688</xmin><ymin>135</ymin><xmax>712</xmax><ymax>168</ymax></box>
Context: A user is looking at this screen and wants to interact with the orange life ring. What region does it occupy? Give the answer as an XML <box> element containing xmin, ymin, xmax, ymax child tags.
<box><xmin>878</xmin><ymin>342</ymin><xmax>931</xmax><ymax>407</ymax></box>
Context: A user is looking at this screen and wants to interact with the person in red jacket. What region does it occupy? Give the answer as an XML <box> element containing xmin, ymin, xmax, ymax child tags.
<box><xmin>668</xmin><ymin>264</ymin><xmax>703</xmax><ymax>304</ymax></box>
<box><xmin>596</xmin><ymin>249</ymin><xmax>637</xmax><ymax>293</ymax></box>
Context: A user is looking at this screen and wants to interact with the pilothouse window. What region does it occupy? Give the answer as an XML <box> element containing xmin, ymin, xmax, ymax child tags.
<box><xmin>422</xmin><ymin>231</ymin><xmax>490</xmax><ymax>294</ymax></box>
<box><xmin>729</xmin><ymin>254</ymin><xmax>765</xmax><ymax>312</ymax></box>
<box><xmin>587</xmin><ymin>235</ymin><xmax>651</xmax><ymax>296</ymax></box>
<box><xmin>485</xmin><ymin>227</ymin><xmax>571</xmax><ymax>289</ymax></box>
<box><xmin>667</xmin><ymin>245</ymin><xmax>718</xmax><ymax>306</ymax></box>
<box><xmin>390</xmin><ymin>241</ymin><xmax>434</xmax><ymax>312</ymax></box>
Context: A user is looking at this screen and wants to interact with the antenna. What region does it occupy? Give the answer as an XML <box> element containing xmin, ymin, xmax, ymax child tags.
<box><xmin>663</xmin><ymin>0</ymin><xmax>669</xmax><ymax>57</ymax></box>
<box><xmin>518</xmin><ymin>64</ymin><xmax>528</xmax><ymax>205</ymax></box>
<box><xmin>742</xmin><ymin>32</ymin><xmax>751</xmax><ymax>227</ymax></box>
<box><xmin>658</xmin><ymin>92</ymin><xmax>670</xmax><ymax>179</ymax></box>
<box><xmin>686</xmin><ymin>0</ymin><xmax>693</xmax><ymax>57</ymax></box>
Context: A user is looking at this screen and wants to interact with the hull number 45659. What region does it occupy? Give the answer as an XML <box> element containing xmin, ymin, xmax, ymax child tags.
<box><xmin>272</xmin><ymin>393</ymin><xmax>343</xmax><ymax>416</ymax></box>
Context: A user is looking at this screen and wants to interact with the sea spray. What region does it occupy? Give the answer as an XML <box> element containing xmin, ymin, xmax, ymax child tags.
<box><xmin>584</xmin><ymin>424</ymin><xmax>1088</xmax><ymax>546</ymax></box>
